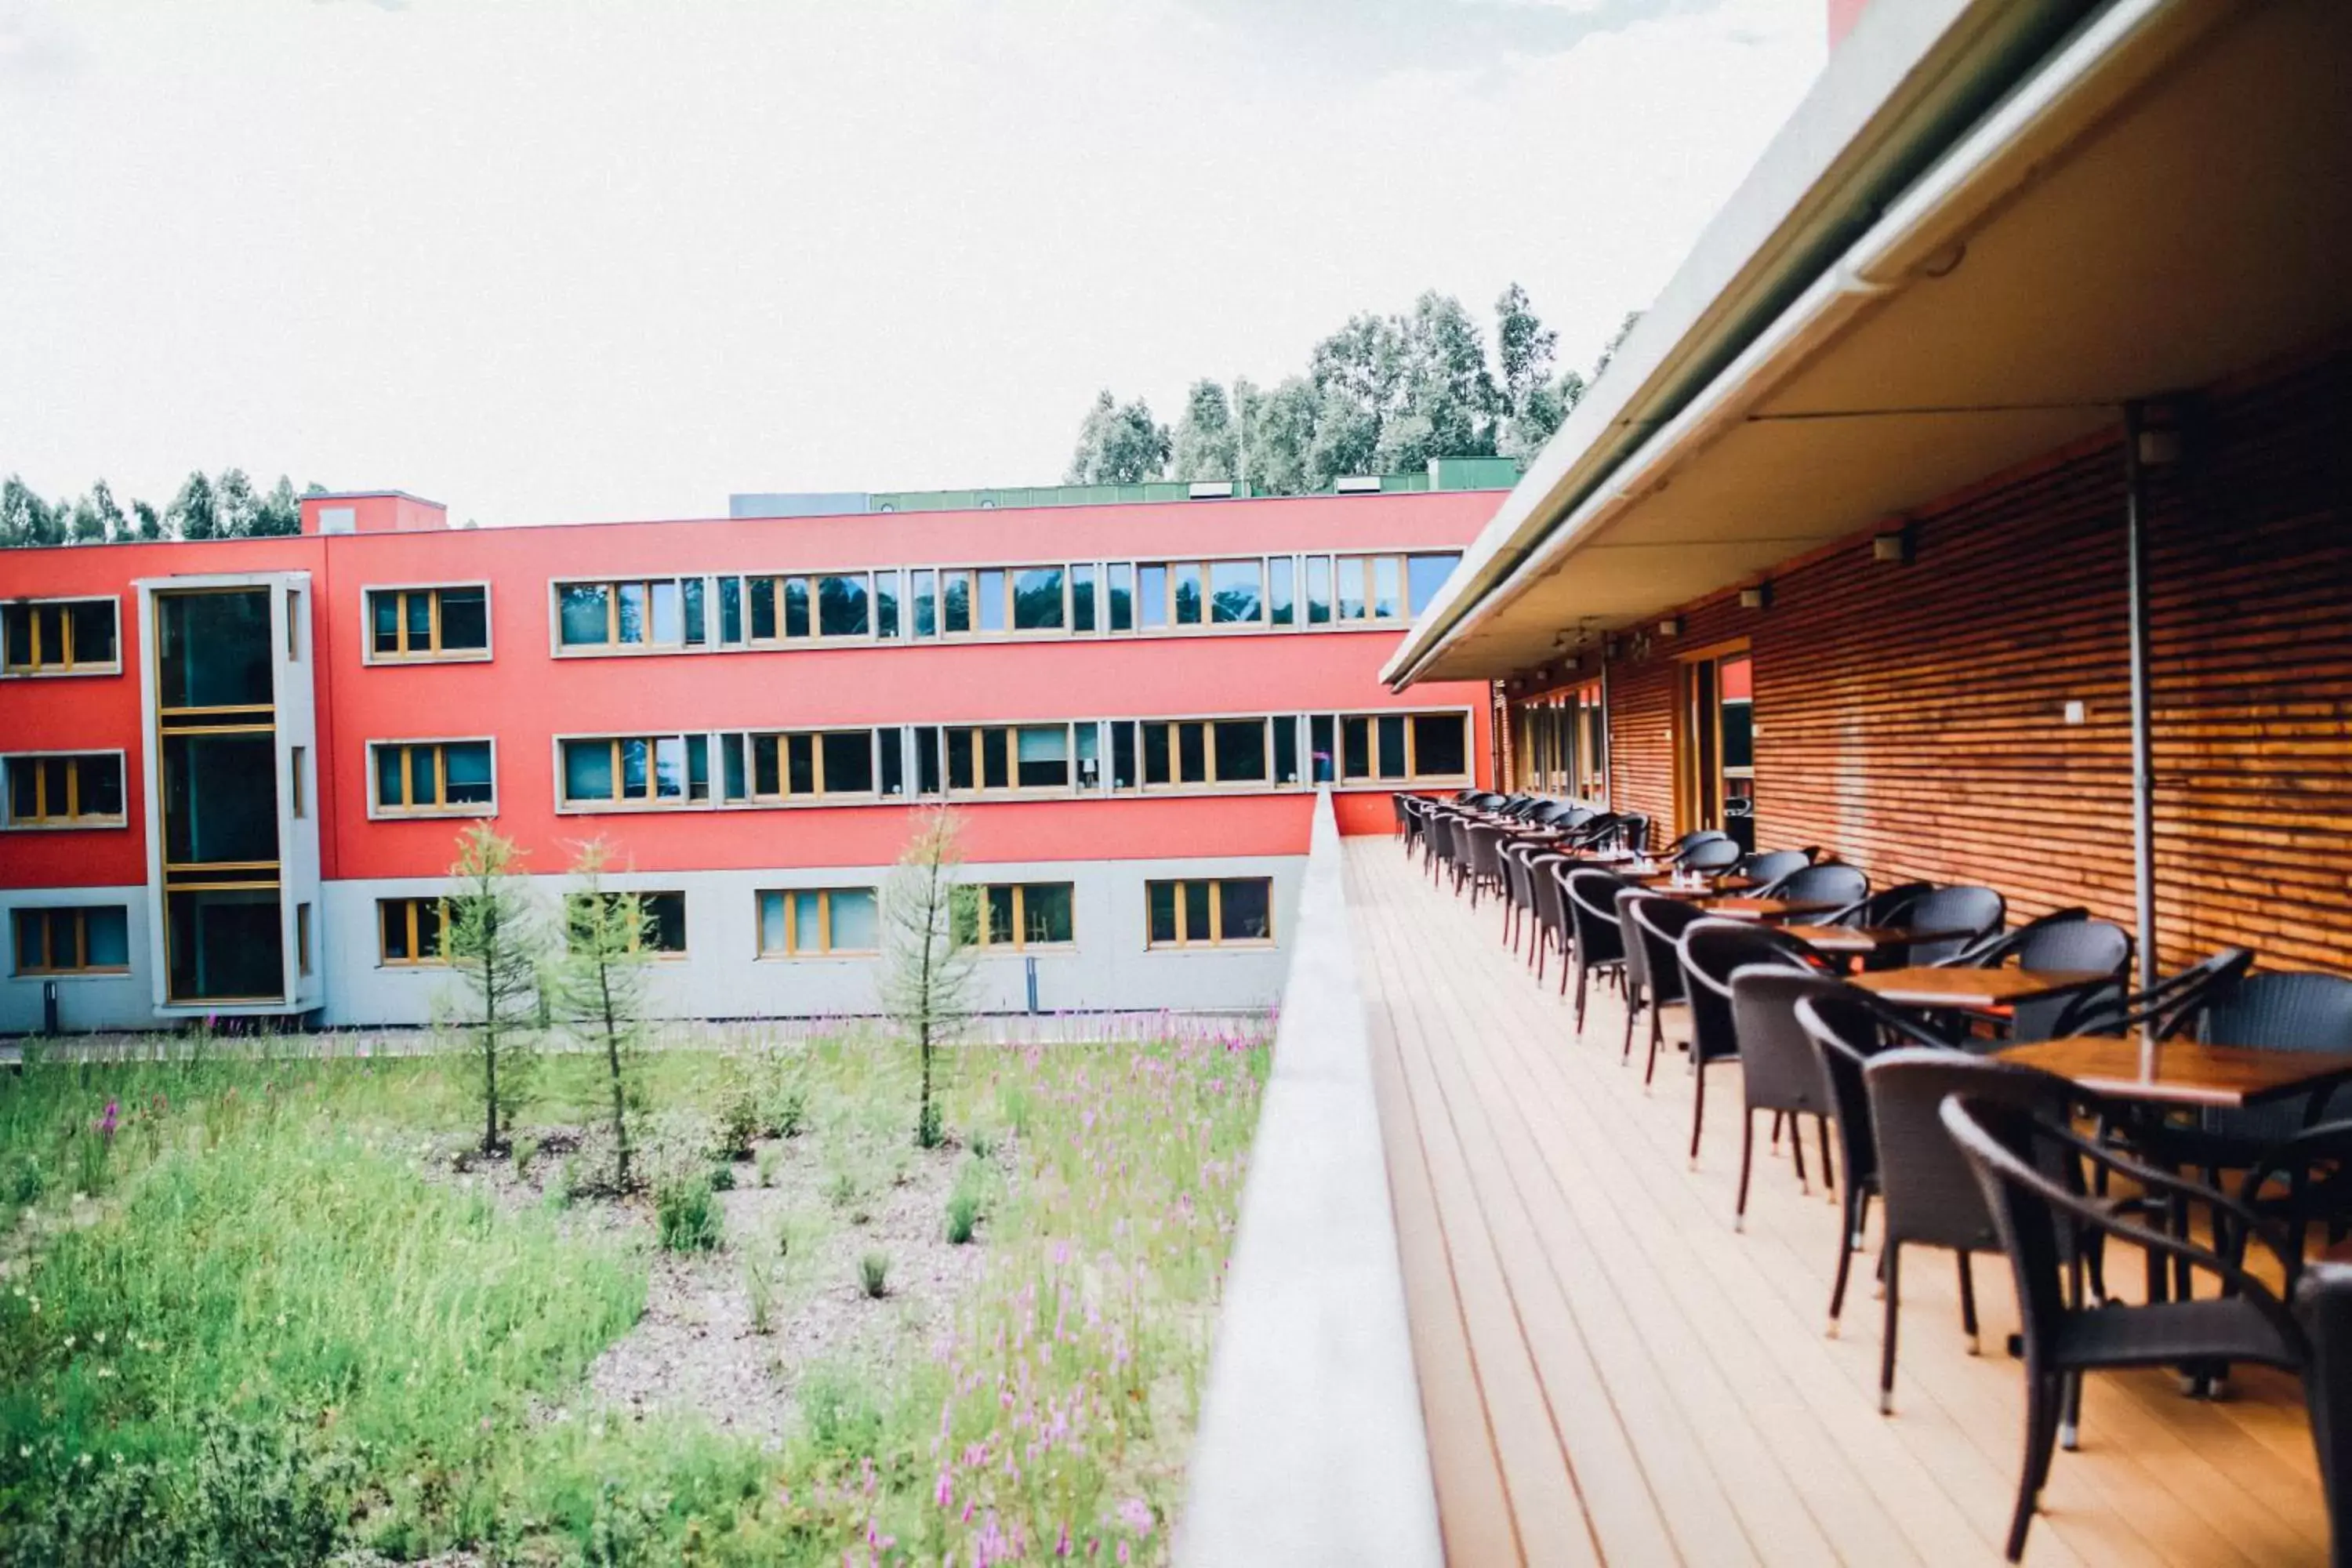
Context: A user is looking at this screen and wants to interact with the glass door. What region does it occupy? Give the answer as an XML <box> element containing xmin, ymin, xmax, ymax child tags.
<box><xmin>1676</xmin><ymin>650</ymin><xmax>1754</xmax><ymax>851</ymax></box>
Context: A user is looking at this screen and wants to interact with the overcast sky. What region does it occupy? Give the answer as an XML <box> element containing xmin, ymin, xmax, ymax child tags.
<box><xmin>0</xmin><ymin>0</ymin><xmax>1824</xmax><ymax>526</ymax></box>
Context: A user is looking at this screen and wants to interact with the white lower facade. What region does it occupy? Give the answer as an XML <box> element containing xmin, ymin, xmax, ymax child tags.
<box><xmin>3</xmin><ymin>854</ymin><xmax>1303</xmax><ymax>1034</ymax></box>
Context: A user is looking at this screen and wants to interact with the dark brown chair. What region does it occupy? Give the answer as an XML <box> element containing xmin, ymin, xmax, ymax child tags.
<box><xmin>1562</xmin><ymin>867</ymin><xmax>1632</xmax><ymax>1031</ymax></box>
<box><xmin>1726</xmin><ymin>968</ymin><xmax>1852</xmax><ymax>1231</ymax></box>
<box><xmin>1675</xmin><ymin>920</ymin><xmax>1822</xmax><ymax>1166</ymax></box>
<box><xmin>1461</xmin><ymin>823</ymin><xmax>1508</xmax><ymax>910</ymax></box>
<box><xmin>1864</xmin><ymin>1051</ymin><xmax>2074</xmax><ymax>1417</ymax></box>
<box><xmin>1621</xmin><ymin>893</ymin><xmax>1705</xmax><ymax>1078</ymax></box>
<box><xmin>1943</xmin><ymin>1096</ymin><xmax>2310</xmax><ymax>1562</ymax></box>
<box><xmin>1794</xmin><ymin>990</ymin><xmax>1961</xmax><ymax>1335</ymax></box>
<box><xmin>1526</xmin><ymin>852</ymin><xmax>1571</xmax><ymax>986</ymax></box>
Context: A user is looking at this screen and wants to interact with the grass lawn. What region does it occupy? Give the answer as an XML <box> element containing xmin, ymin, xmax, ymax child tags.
<box><xmin>0</xmin><ymin>1019</ymin><xmax>1269</xmax><ymax>1566</ymax></box>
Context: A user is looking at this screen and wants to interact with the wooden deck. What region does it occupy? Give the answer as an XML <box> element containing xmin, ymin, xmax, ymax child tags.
<box><xmin>1347</xmin><ymin>835</ymin><xmax>2328</xmax><ymax>1567</ymax></box>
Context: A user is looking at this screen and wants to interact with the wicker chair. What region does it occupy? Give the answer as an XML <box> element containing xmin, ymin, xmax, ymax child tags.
<box><xmin>1864</xmin><ymin>1050</ymin><xmax>2073</xmax><ymax>1416</ymax></box>
<box><xmin>1526</xmin><ymin>851</ymin><xmax>1572</xmax><ymax>986</ymax></box>
<box><xmin>1461</xmin><ymin>823</ymin><xmax>1510</xmax><ymax>910</ymax></box>
<box><xmin>1621</xmin><ymin>892</ymin><xmax>1705</xmax><ymax>1077</ymax></box>
<box><xmin>1943</xmin><ymin>1096</ymin><xmax>2311</xmax><ymax>1561</ymax></box>
<box><xmin>1885</xmin><ymin>885</ymin><xmax>2005</xmax><ymax>967</ymax></box>
<box><xmin>1726</xmin><ymin>968</ymin><xmax>1853</xmax><ymax>1230</ymax></box>
<box><xmin>1759</xmin><ymin>862</ymin><xmax>1868</xmax><ymax>907</ymax></box>
<box><xmin>1677</xmin><ymin>837</ymin><xmax>1744</xmax><ymax>874</ymax></box>
<box><xmin>1740</xmin><ymin>848</ymin><xmax>1814</xmax><ymax>885</ymax></box>
<box><xmin>1562</xmin><ymin>867</ymin><xmax>1632</xmax><ymax>1030</ymax></box>
<box><xmin>1794</xmin><ymin>990</ymin><xmax>1961</xmax><ymax>1334</ymax></box>
<box><xmin>1675</xmin><ymin>920</ymin><xmax>1823</xmax><ymax>1165</ymax></box>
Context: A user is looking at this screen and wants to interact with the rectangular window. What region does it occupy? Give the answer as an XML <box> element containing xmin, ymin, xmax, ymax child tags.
<box><xmin>1112</xmin><ymin>721</ymin><xmax>1137</xmax><ymax>789</ymax></box>
<box><xmin>2</xmin><ymin>598</ymin><xmax>120</xmax><ymax>674</ymax></box>
<box><xmin>1012</xmin><ymin>567</ymin><xmax>1065</xmax><ymax>631</ymax></box>
<box><xmin>1107</xmin><ymin>563</ymin><xmax>1135</xmax><ymax>632</ymax></box>
<box><xmin>1209</xmin><ymin>560</ymin><xmax>1263</xmax><ymax>625</ymax></box>
<box><xmin>874</xmin><ymin>572</ymin><xmax>901</xmax><ymax>639</ymax></box>
<box><xmin>965</xmin><ymin>882</ymin><xmax>1075</xmax><ymax>949</ymax></box>
<box><xmin>1172</xmin><ymin>562</ymin><xmax>1203</xmax><ymax>626</ymax></box>
<box><xmin>1406</xmin><ymin>553</ymin><xmax>1462</xmax><ymax>614</ymax></box>
<box><xmin>1071</xmin><ymin>564</ymin><xmax>1097</xmax><ymax>633</ymax></box>
<box><xmin>976</xmin><ymin>568</ymin><xmax>1008</xmax><ymax>633</ymax></box>
<box><xmin>289</xmin><ymin>746</ymin><xmax>307</xmax><ymax>819</ymax></box>
<box><xmin>285</xmin><ymin>589</ymin><xmax>302</xmax><ymax>661</ymax></box>
<box><xmin>914</xmin><ymin>726</ymin><xmax>942</xmax><ymax>796</ymax></box>
<box><xmin>1305</xmin><ymin>556</ymin><xmax>1334</xmax><ymax>625</ymax></box>
<box><xmin>1268</xmin><ymin>557</ymin><xmax>1295</xmax><ymax>626</ymax></box>
<box><xmin>1014</xmin><ymin>724</ymin><xmax>1069</xmax><ymax>788</ymax></box>
<box><xmin>817</xmin><ymin>574</ymin><xmax>870</xmax><ymax>637</ymax></box>
<box><xmin>13</xmin><ymin>906</ymin><xmax>130</xmax><ymax>975</ymax></box>
<box><xmin>682</xmin><ymin>577</ymin><xmax>706</xmax><ymax>646</ymax></box>
<box><xmin>912</xmin><ymin>571</ymin><xmax>938</xmax><ymax>637</ymax></box>
<box><xmin>3</xmin><ymin>753</ymin><xmax>126</xmax><ymax>828</ymax></box>
<box><xmin>1146</xmin><ymin>877</ymin><xmax>1274</xmax><ymax>948</ymax></box>
<box><xmin>782</xmin><ymin>577</ymin><xmax>811</xmax><ymax>639</ymax></box>
<box><xmin>720</xmin><ymin>576</ymin><xmax>744</xmax><ymax>644</ymax></box>
<box><xmin>1272</xmin><ymin>715</ymin><xmax>1300</xmax><ymax>784</ymax></box>
<box><xmin>749</xmin><ymin>576</ymin><xmax>779</xmax><ymax>641</ymax></box>
<box><xmin>554</xmin><ymin>580</ymin><xmax>691</xmax><ymax>651</ymax></box>
<box><xmin>296</xmin><ymin>902</ymin><xmax>312</xmax><ymax>977</ymax></box>
<box><xmin>722</xmin><ymin>730</ymin><xmax>879</xmax><ymax>800</ymax></box>
<box><xmin>559</xmin><ymin>736</ymin><xmax>705</xmax><ymax>808</ymax></box>
<box><xmin>372</xmin><ymin>740</ymin><xmax>495</xmax><ymax>815</ymax></box>
<box><xmin>1334</xmin><ymin>712</ymin><xmax>1471</xmax><ymax>783</ymax></box>
<box><xmin>564</xmin><ymin>890</ymin><xmax>687</xmax><ymax>954</ymax></box>
<box><xmin>1211</xmin><ymin>719</ymin><xmax>1269</xmax><ymax>782</ymax></box>
<box><xmin>879</xmin><ymin>730</ymin><xmax>905</xmax><ymax>797</ymax></box>
<box><xmin>937</xmin><ymin>725</ymin><xmax>1070</xmax><ymax>795</ymax></box>
<box><xmin>1371</xmin><ymin>556</ymin><xmax>1404</xmax><ymax>620</ymax></box>
<box><xmin>378</xmin><ymin>896</ymin><xmax>446</xmax><ymax>967</ymax></box>
<box><xmin>1137</xmin><ymin>564</ymin><xmax>1168</xmax><ymax>629</ymax></box>
<box><xmin>942</xmin><ymin>571</ymin><xmax>974</xmax><ymax>635</ymax></box>
<box><xmin>757</xmin><ymin>887</ymin><xmax>880</xmax><ymax>956</ymax></box>
<box><xmin>1337</xmin><ymin>557</ymin><xmax>1368</xmax><ymax>621</ymax></box>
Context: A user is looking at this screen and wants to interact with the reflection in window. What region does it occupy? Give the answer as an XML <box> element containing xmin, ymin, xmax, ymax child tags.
<box><xmin>6</xmin><ymin>753</ymin><xmax>126</xmax><ymax>828</ymax></box>
<box><xmin>1406</xmin><ymin>553</ymin><xmax>1461</xmax><ymax>614</ymax></box>
<box><xmin>1146</xmin><ymin>877</ymin><xmax>1272</xmax><ymax>947</ymax></box>
<box><xmin>13</xmin><ymin>906</ymin><xmax>130</xmax><ymax>974</ymax></box>
<box><xmin>1209</xmin><ymin>560</ymin><xmax>1262</xmax><ymax>624</ymax></box>
<box><xmin>3</xmin><ymin>599</ymin><xmax>119</xmax><ymax>674</ymax></box>
<box><xmin>967</xmin><ymin>882</ymin><xmax>1074</xmax><ymax>949</ymax></box>
<box><xmin>1012</xmin><ymin>568</ymin><xmax>1065</xmax><ymax>631</ymax></box>
<box><xmin>757</xmin><ymin>887</ymin><xmax>880</xmax><ymax>956</ymax></box>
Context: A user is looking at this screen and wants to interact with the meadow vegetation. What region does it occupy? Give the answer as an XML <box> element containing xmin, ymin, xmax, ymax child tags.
<box><xmin>0</xmin><ymin>1018</ymin><xmax>1269</xmax><ymax>1566</ymax></box>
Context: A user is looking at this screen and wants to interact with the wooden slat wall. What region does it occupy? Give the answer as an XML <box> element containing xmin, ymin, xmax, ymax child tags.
<box><xmin>1593</xmin><ymin>347</ymin><xmax>2352</xmax><ymax>975</ymax></box>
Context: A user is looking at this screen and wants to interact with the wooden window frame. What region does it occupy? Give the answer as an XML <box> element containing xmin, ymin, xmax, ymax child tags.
<box><xmin>2</xmin><ymin>750</ymin><xmax>129</xmax><ymax>829</ymax></box>
<box><xmin>554</xmin><ymin>734</ymin><xmax>710</xmax><ymax>813</ymax></box>
<box><xmin>376</xmin><ymin>896</ymin><xmax>449</xmax><ymax>967</ymax></box>
<box><xmin>968</xmin><ymin>881</ymin><xmax>1077</xmax><ymax>951</ymax></box>
<box><xmin>12</xmin><ymin>906</ymin><xmax>130</xmax><ymax>976</ymax></box>
<box><xmin>1</xmin><ymin>597</ymin><xmax>121</xmax><ymax>677</ymax></box>
<box><xmin>363</xmin><ymin>583</ymin><xmax>493</xmax><ymax>664</ymax></box>
<box><xmin>755</xmin><ymin>886</ymin><xmax>880</xmax><ymax>958</ymax></box>
<box><xmin>550</xmin><ymin>578</ymin><xmax>694</xmax><ymax>655</ymax></box>
<box><xmin>1145</xmin><ymin>877</ymin><xmax>1276</xmax><ymax>949</ymax></box>
<box><xmin>938</xmin><ymin>723</ymin><xmax>1075</xmax><ymax>798</ymax></box>
<box><xmin>1671</xmin><ymin>639</ymin><xmax>1752</xmax><ymax>839</ymax></box>
<box><xmin>1331</xmin><ymin>710</ymin><xmax>1472</xmax><ymax>786</ymax></box>
<box><xmin>368</xmin><ymin>739</ymin><xmax>498</xmax><ymax>819</ymax></box>
<box><xmin>565</xmin><ymin>889</ymin><xmax>689</xmax><ymax>957</ymax></box>
<box><xmin>724</xmin><ymin>728</ymin><xmax>882</xmax><ymax>804</ymax></box>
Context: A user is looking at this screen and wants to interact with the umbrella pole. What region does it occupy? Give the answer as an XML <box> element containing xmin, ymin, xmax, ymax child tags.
<box><xmin>2123</xmin><ymin>401</ymin><xmax>2160</xmax><ymax>1073</ymax></box>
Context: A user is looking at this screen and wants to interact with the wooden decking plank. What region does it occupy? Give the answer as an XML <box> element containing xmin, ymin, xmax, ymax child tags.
<box><xmin>1361</xmin><ymin>871</ymin><xmax>1770</xmax><ymax>1565</ymax></box>
<box><xmin>1343</xmin><ymin>836</ymin><xmax>2329</xmax><ymax>1566</ymax></box>
<box><xmin>1367</xmin><ymin>996</ymin><xmax>1528</xmax><ymax>1567</ymax></box>
<box><xmin>1368</xmin><ymin>926</ymin><xmax>1610</xmax><ymax>1566</ymax></box>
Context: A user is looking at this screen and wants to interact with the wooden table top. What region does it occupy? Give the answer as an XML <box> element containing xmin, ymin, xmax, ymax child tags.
<box><xmin>1996</xmin><ymin>1035</ymin><xmax>2352</xmax><ymax>1109</ymax></box>
<box><xmin>1774</xmin><ymin>924</ymin><xmax>1976</xmax><ymax>956</ymax></box>
<box><xmin>1853</xmin><ymin>965</ymin><xmax>2114</xmax><ymax>1009</ymax></box>
<box><xmin>1703</xmin><ymin>897</ymin><xmax>1846</xmax><ymax>923</ymax></box>
<box><xmin>1635</xmin><ymin>875</ymin><xmax>1762</xmax><ymax>898</ymax></box>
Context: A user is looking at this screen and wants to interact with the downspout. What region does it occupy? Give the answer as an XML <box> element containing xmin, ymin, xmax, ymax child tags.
<box><xmin>2121</xmin><ymin>401</ymin><xmax>2158</xmax><ymax>1061</ymax></box>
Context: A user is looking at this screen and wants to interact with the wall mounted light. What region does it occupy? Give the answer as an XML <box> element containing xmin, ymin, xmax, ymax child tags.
<box><xmin>1872</xmin><ymin>528</ymin><xmax>1914</xmax><ymax>564</ymax></box>
<box><xmin>1657</xmin><ymin>615</ymin><xmax>1682</xmax><ymax>637</ymax></box>
<box><xmin>1740</xmin><ymin>583</ymin><xmax>1772</xmax><ymax>611</ymax></box>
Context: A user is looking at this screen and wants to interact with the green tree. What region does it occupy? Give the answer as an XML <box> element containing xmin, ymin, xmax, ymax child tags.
<box><xmin>132</xmin><ymin>500</ymin><xmax>165</xmax><ymax>542</ymax></box>
<box><xmin>1065</xmin><ymin>390</ymin><xmax>1170</xmax><ymax>485</ymax></box>
<box><xmin>167</xmin><ymin>471</ymin><xmax>219</xmax><ymax>541</ymax></box>
<box><xmin>252</xmin><ymin>477</ymin><xmax>303</xmax><ymax>537</ymax></box>
<box><xmin>878</xmin><ymin>808</ymin><xmax>977</xmax><ymax>1149</ymax></box>
<box><xmin>1494</xmin><ymin>281</ymin><xmax>1558</xmax><ymax>416</ymax></box>
<box><xmin>437</xmin><ymin>823</ymin><xmax>546</xmax><ymax>1156</ymax></box>
<box><xmin>547</xmin><ymin>840</ymin><xmax>652</xmax><ymax>1190</ymax></box>
<box><xmin>83</xmin><ymin>481</ymin><xmax>129</xmax><ymax>545</ymax></box>
<box><xmin>214</xmin><ymin>468</ymin><xmax>260</xmax><ymax>538</ymax></box>
<box><xmin>1239</xmin><ymin>376</ymin><xmax>1319</xmax><ymax>496</ymax></box>
<box><xmin>1168</xmin><ymin>379</ymin><xmax>1236</xmax><ymax>481</ymax></box>
<box><xmin>1</xmin><ymin>477</ymin><xmax>64</xmax><ymax>547</ymax></box>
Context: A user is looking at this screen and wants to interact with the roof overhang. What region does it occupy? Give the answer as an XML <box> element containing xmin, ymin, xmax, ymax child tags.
<box><xmin>1387</xmin><ymin>0</ymin><xmax>2352</xmax><ymax>685</ymax></box>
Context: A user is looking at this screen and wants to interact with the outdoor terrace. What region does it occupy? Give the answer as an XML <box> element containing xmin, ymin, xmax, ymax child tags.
<box><xmin>1345</xmin><ymin>830</ymin><xmax>2328</xmax><ymax>1567</ymax></box>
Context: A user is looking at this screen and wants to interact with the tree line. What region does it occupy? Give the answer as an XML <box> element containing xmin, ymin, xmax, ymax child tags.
<box><xmin>1065</xmin><ymin>283</ymin><xmax>1640</xmax><ymax>491</ymax></box>
<box><xmin>0</xmin><ymin>468</ymin><xmax>325</xmax><ymax>548</ymax></box>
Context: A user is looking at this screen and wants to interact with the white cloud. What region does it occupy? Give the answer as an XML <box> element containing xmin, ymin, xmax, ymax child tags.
<box><xmin>0</xmin><ymin>0</ymin><xmax>1821</xmax><ymax>524</ymax></box>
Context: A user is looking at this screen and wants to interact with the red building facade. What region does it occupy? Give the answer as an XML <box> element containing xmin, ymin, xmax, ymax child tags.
<box><xmin>1</xmin><ymin>477</ymin><xmax>1497</xmax><ymax>1031</ymax></box>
